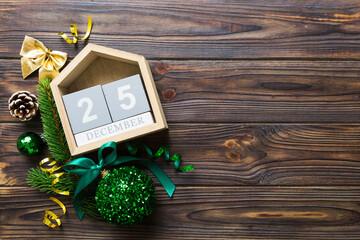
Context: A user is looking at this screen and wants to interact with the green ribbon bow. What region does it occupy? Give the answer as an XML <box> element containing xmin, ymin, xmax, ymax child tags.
<box><xmin>63</xmin><ymin>141</ymin><xmax>175</xmax><ymax>220</ymax></box>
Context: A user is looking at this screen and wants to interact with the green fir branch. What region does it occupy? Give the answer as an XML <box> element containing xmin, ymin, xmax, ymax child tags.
<box><xmin>26</xmin><ymin>167</ymin><xmax>77</xmax><ymax>194</ymax></box>
<box><xmin>77</xmin><ymin>181</ymin><xmax>103</xmax><ymax>220</ymax></box>
<box><xmin>37</xmin><ymin>78</ymin><xmax>71</xmax><ymax>163</ymax></box>
<box><xmin>78</xmin><ymin>197</ymin><xmax>103</xmax><ymax>220</ymax></box>
<box><xmin>27</xmin><ymin>167</ymin><xmax>103</xmax><ymax>219</ymax></box>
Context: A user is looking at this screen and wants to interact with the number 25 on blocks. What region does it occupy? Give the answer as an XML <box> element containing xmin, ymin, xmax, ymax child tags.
<box><xmin>62</xmin><ymin>74</ymin><xmax>153</xmax><ymax>146</ymax></box>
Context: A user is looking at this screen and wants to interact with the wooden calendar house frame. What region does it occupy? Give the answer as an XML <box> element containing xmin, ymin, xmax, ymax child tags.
<box><xmin>50</xmin><ymin>44</ymin><xmax>168</xmax><ymax>156</ymax></box>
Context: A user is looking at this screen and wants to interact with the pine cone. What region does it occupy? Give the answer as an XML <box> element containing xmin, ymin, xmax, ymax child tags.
<box><xmin>8</xmin><ymin>91</ymin><xmax>38</xmax><ymax>121</ymax></box>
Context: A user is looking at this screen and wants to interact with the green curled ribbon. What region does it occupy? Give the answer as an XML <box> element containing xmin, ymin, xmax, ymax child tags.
<box><xmin>125</xmin><ymin>142</ymin><xmax>195</xmax><ymax>172</ymax></box>
<box><xmin>63</xmin><ymin>141</ymin><xmax>176</xmax><ymax>220</ymax></box>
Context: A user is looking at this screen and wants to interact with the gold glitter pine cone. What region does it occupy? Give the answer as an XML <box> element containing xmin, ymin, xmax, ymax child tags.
<box><xmin>8</xmin><ymin>91</ymin><xmax>38</xmax><ymax>121</ymax></box>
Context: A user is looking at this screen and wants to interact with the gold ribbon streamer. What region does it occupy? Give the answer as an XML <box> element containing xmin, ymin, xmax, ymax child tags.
<box><xmin>39</xmin><ymin>157</ymin><xmax>59</xmax><ymax>174</ymax></box>
<box><xmin>39</xmin><ymin>158</ymin><xmax>69</xmax><ymax>228</ymax></box>
<box><xmin>58</xmin><ymin>17</ymin><xmax>92</xmax><ymax>44</ymax></box>
<box><xmin>43</xmin><ymin>197</ymin><xmax>66</xmax><ymax>228</ymax></box>
<box><xmin>20</xmin><ymin>36</ymin><xmax>67</xmax><ymax>80</ymax></box>
<box><xmin>39</xmin><ymin>158</ymin><xmax>70</xmax><ymax>195</ymax></box>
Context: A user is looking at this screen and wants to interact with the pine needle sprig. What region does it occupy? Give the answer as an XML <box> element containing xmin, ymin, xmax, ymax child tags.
<box><xmin>26</xmin><ymin>167</ymin><xmax>77</xmax><ymax>194</ymax></box>
<box><xmin>37</xmin><ymin>78</ymin><xmax>71</xmax><ymax>163</ymax></box>
<box><xmin>77</xmin><ymin>181</ymin><xmax>103</xmax><ymax>220</ymax></box>
<box><xmin>27</xmin><ymin>168</ymin><xmax>102</xmax><ymax>219</ymax></box>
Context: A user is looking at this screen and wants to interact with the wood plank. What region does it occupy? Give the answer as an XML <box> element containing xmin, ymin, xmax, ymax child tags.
<box><xmin>2</xmin><ymin>123</ymin><xmax>360</xmax><ymax>186</ymax></box>
<box><xmin>2</xmin><ymin>0</ymin><xmax>360</xmax><ymax>59</ymax></box>
<box><xmin>2</xmin><ymin>59</ymin><xmax>360</xmax><ymax>123</ymax></box>
<box><xmin>1</xmin><ymin>186</ymin><xmax>360</xmax><ymax>239</ymax></box>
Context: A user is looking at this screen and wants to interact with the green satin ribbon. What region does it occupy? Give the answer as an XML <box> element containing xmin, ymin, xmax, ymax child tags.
<box><xmin>125</xmin><ymin>142</ymin><xmax>195</xmax><ymax>172</ymax></box>
<box><xmin>63</xmin><ymin>141</ymin><xmax>175</xmax><ymax>220</ymax></box>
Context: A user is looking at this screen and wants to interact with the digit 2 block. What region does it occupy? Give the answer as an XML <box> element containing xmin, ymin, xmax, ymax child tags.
<box><xmin>102</xmin><ymin>74</ymin><xmax>151</xmax><ymax>122</ymax></box>
<box><xmin>62</xmin><ymin>85</ymin><xmax>112</xmax><ymax>134</ymax></box>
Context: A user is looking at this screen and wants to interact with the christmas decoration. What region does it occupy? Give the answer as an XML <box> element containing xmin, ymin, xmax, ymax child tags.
<box><xmin>63</xmin><ymin>141</ymin><xmax>176</xmax><ymax>220</ymax></box>
<box><xmin>37</xmin><ymin>78</ymin><xmax>71</xmax><ymax>163</ymax></box>
<box><xmin>27</xmin><ymin>167</ymin><xmax>77</xmax><ymax>194</ymax></box>
<box><xmin>8</xmin><ymin>90</ymin><xmax>38</xmax><ymax>121</ymax></box>
<box><xmin>58</xmin><ymin>17</ymin><xmax>92</xmax><ymax>44</ymax></box>
<box><xmin>50</xmin><ymin>44</ymin><xmax>168</xmax><ymax>156</ymax></box>
<box><xmin>125</xmin><ymin>142</ymin><xmax>195</xmax><ymax>172</ymax></box>
<box><xmin>17</xmin><ymin>132</ymin><xmax>44</xmax><ymax>156</ymax></box>
<box><xmin>20</xmin><ymin>29</ymin><xmax>194</xmax><ymax>229</ymax></box>
<box><xmin>43</xmin><ymin>197</ymin><xmax>66</xmax><ymax>228</ymax></box>
<box><xmin>95</xmin><ymin>166</ymin><xmax>156</xmax><ymax>226</ymax></box>
<box><xmin>24</xmin><ymin>77</ymin><xmax>194</xmax><ymax>228</ymax></box>
<box><xmin>25</xmin><ymin>78</ymin><xmax>72</xmax><ymax>227</ymax></box>
<box><xmin>20</xmin><ymin>36</ymin><xmax>67</xmax><ymax>80</ymax></box>
<box><xmin>26</xmin><ymin>139</ymin><xmax>193</xmax><ymax>228</ymax></box>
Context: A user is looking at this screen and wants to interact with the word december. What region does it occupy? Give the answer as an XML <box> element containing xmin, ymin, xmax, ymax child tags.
<box><xmin>75</xmin><ymin>112</ymin><xmax>154</xmax><ymax>146</ymax></box>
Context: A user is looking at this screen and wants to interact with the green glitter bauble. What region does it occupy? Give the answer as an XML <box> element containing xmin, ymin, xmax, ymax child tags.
<box><xmin>95</xmin><ymin>166</ymin><xmax>156</xmax><ymax>226</ymax></box>
<box><xmin>17</xmin><ymin>132</ymin><xmax>43</xmax><ymax>156</ymax></box>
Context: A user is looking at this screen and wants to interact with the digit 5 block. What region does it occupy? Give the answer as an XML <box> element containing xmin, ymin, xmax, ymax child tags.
<box><xmin>62</xmin><ymin>85</ymin><xmax>112</xmax><ymax>134</ymax></box>
<box><xmin>102</xmin><ymin>74</ymin><xmax>151</xmax><ymax>122</ymax></box>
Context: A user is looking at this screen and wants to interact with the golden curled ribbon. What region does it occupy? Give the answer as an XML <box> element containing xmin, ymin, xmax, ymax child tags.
<box><xmin>39</xmin><ymin>158</ymin><xmax>69</xmax><ymax>228</ymax></box>
<box><xmin>20</xmin><ymin>36</ymin><xmax>67</xmax><ymax>80</ymax></box>
<box><xmin>39</xmin><ymin>157</ymin><xmax>60</xmax><ymax>174</ymax></box>
<box><xmin>39</xmin><ymin>158</ymin><xmax>70</xmax><ymax>195</ymax></box>
<box><xmin>43</xmin><ymin>197</ymin><xmax>66</xmax><ymax>228</ymax></box>
<box><xmin>58</xmin><ymin>17</ymin><xmax>92</xmax><ymax>44</ymax></box>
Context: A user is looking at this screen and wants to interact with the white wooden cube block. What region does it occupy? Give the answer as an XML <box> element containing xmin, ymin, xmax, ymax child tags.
<box><xmin>102</xmin><ymin>74</ymin><xmax>151</xmax><ymax>122</ymax></box>
<box><xmin>62</xmin><ymin>85</ymin><xmax>112</xmax><ymax>134</ymax></box>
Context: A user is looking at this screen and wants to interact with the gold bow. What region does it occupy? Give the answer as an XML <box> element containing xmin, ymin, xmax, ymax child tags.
<box><xmin>20</xmin><ymin>36</ymin><xmax>67</xmax><ymax>80</ymax></box>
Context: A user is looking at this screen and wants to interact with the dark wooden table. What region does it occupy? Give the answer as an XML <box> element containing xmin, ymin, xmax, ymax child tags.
<box><xmin>1</xmin><ymin>1</ymin><xmax>360</xmax><ymax>239</ymax></box>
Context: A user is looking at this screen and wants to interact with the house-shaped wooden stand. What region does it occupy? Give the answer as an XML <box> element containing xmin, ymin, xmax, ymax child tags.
<box><xmin>50</xmin><ymin>44</ymin><xmax>167</xmax><ymax>156</ymax></box>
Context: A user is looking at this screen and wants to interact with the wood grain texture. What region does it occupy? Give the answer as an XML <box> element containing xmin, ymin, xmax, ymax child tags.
<box><xmin>2</xmin><ymin>123</ymin><xmax>360</xmax><ymax>186</ymax></box>
<box><xmin>1</xmin><ymin>186</ymin><xmax>360</xmax><ymax>239</ymax></box>
<box><xmin>2</xmin><ymin>59</ymin><xmax>360</xmax><ymax>123</ymax></box>
<box><xmin>1</xmin><ymin>1</ymin><xmax>360</xmax><ymax>238</ymax></box>
<box><xmin>2</xmin><ymin>0</ymin><xmax>360</xmax><ymax>59</ymax></box>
